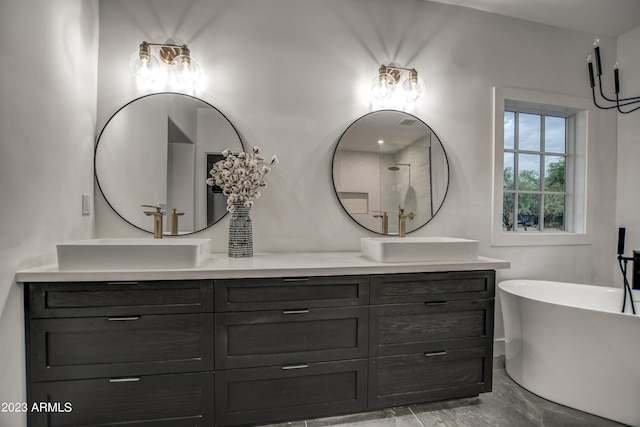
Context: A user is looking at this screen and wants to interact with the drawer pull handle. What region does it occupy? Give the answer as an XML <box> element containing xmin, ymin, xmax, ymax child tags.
<box><xmin>282</xmin><ymin>364</ymin><xmax>309</xmax><ymax>370</ymax></box>
<box><xmin>106</xmin><ymin>281</ymin><xmax>139</xmax><ymax>285</ymax></box>
<box><xmin>109</xmin><ymin>377</ymin><xmax>140</xmax><ymax>383</ymax></box>
<box><xmin>282</xmin><ymin>277</ymin><xmax>310</xmax><ymax>282</ymax></box>
<box><xmin>424</xmin><ymin>351</ymin><xmax>447</xmax><ymax>357</ymax></box>
<box><xmin>282</xmin><ymin>309</ymin><xmax>309</xmax><ymax>314</ymax></box>
<box><xmin>107</xmin><ymin>316</ymin><xmax>141</xmax><ymax>321</ymax></box>
<box><xmin>425</xmin><ymin>301</ymin><xmax>448</xmax><ymax>306</ymax></box>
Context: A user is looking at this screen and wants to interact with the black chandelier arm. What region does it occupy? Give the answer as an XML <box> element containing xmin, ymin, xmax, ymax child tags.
<box><xmin>617</xmin><ymin>94</ymin><xmax>640</xmax><ymax>114</ymax></box>
<box><xmin>591</xmin><ymin>88</ymin><xmax>640</xmax><ymax>111</ymax></box>
<box><xmin>615</xmin><ymin>97</ymin><xmax>640</xmax><ymax>108</ymax></box>
<box><xmin>618</xmin><ymin>105</ymin><xmax>640</xmax><ymax>114</ymax></box>
<box><xmin>597</xmin><ymin>75</ymin><xmax>640</xmax><ymax>102</ymax></box>
<box><xmin>591</xmin><ymin>90</ymin><xmax>618</xmax><ymax>110</ymax></box>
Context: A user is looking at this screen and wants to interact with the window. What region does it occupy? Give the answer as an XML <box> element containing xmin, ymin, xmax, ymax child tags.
<box><xmin>502</xmin><ymin>111</ymin><xmax>567</xmax><ymax>232</ymax></box>
<box><xmin>492</xmin><ymin>87</ymin><xmax>592</xmax><ymax>246</ymax></box>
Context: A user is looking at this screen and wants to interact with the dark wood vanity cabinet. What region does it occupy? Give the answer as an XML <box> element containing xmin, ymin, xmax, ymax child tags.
<box><xmin>213</xmin><ymin>275</ymin><xmax>370</xmax><ymax>426</ymax></box>
<box><xmin>29</xmin><ymin>372</ymin><xmax>213</xmax><ymax>427</ymax></box>
<box><xmin>24</xmin><ymin>270</ymin><xmax>495</xmax><ymax>427</ymax></box>
<box><xmin>368</xmin><ymin>271</ymin><xmax>495</xmax><ymax>408</ymax></box>
<box><xmin>24</xmin><ymin>280</ymin><xmax>215</xmax><ymax>427</ymax></box>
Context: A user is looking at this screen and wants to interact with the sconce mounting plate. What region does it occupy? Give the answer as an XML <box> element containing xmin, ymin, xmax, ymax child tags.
<box><xmin>159</xmin><ymin>45</ymin><xmax>182</xmax><ymax>64</ymax></box>
<box><xmin>387</xmin><ymin>68</ymin><xmax>401</xmax><ymax>84</ymax></box>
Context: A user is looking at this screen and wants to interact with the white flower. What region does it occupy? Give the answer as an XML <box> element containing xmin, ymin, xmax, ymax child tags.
<box><xmin>206</xmin><ymin>145</ymin><xmax>278</xmax><ymax>211</ymax></box>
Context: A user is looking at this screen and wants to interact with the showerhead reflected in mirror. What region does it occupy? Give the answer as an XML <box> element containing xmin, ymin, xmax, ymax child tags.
<box><xmin>388</xmin><ymin>163</ymin><xmax>409</xmax><ymax>171</ymax></box>
<box><xmin>331</xmin><ymin>110</ymin><xmax>449</xmax><ymax>235</ymax></box>
<box><xmin>95</xmin><ymin>93</ymin><xmax>244</xmax><ymax>235</ymax></box>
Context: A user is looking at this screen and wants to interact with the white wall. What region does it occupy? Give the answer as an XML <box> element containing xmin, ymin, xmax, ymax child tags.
<box><xmin>96</xmin><ymin>0</ymin><xmax>618</xmax><ymax>284</ymax></box>
<box><xmin>96</xmin><ymin>98</ymin><xmax>169</xmax><ymax>229</ymax></box>
<box><xmin>0</xmin><ymin>1</ymin><xmax>99</xmax><ymax>426</ymax></box>
<box><xmin>616</xmin><ymin>25</ymin><xmax>640</xmax><ymax>282</ymax></box>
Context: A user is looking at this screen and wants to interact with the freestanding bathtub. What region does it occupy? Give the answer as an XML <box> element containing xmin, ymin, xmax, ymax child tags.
<box><xmin>499</xmin><ymin>280</ymin><xmax>640</xmax><ymax>426</ymax></box>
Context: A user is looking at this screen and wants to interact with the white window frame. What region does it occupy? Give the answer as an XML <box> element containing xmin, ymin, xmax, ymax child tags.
<box><xmin>492</xmin><ymin>87</ymin><xmax>593</xmax><ymax>247</ymax></box>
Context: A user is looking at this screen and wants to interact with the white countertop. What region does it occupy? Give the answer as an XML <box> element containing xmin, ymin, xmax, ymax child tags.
<box><xmin>15</xmin><ymin>252</ymin><xmax>510</xmax><ymax>283</ymax></box>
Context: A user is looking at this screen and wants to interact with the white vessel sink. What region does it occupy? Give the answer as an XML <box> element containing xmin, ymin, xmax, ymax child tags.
<box><xmin>361</xmin><ymin>236</ymin><xmax>479</xmax><ymax>263</ymax></box>
<box><xmin>57</xmin><ymin>238</ymin><xmax>211</xmax><ymax>271</ymax></box>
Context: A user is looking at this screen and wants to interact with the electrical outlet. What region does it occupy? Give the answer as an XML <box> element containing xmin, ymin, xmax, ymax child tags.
<box><xmin>82</xmin><ymin>194</ymin><xmax>91</xmax><ymax>216</ymax></box>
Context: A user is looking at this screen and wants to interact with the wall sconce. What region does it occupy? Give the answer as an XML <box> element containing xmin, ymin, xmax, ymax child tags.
<box><xmin>129</xmin><ymin>41</ymin><xmax>201</xmax><ymax>86</ymax></box>
<box><xmin>587</xmin><ymin>37</ymin><xmax>639</xmax><ymax>114</ymax></box>
<box><xmin>371</xmin><ymin>65</ymin><xmax>425</xmax><ymax>103</ymax></box>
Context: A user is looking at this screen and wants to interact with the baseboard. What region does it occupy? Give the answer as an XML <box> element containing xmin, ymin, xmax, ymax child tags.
<box><xmin>493</xmin><ymin>338</ymin><xmax>505</xmax><ymax>369</ymax></box>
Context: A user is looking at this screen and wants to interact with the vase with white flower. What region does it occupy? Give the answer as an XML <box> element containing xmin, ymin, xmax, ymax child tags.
<box><xmin>206</xmin><ymin>146</ymin><xmax>278</xmax><ymax>257</ymax></box>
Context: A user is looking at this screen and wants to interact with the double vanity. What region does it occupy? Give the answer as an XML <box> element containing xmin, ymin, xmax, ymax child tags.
<box><xmin>17</xmin><ymin>246</ymin><xmax>508</xmax><ymax>427</ymax></box>
<box><xmin>17</xmin><ymin>87</ymin><xmax>511</xmax><ymax>426</ymax></box>
<box><xmin>34</xmin><ymin>89</ymin><xmax>495</xmax><ymax>426</ymax></box>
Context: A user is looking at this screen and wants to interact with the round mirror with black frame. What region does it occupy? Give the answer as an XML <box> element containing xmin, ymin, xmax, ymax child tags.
<box><xmin>331</xmin><ymin>110</ymin><xmax>449</xmax><ymax>235</ymax></box>
<box><xmin>95</xmin><ymin>92</ymin><xmax>244</xmax><ymax>235</ymax></box>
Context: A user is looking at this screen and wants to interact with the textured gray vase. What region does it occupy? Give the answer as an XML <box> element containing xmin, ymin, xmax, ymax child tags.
<box><xmin>228</xmin><ymin>202</ymin><xmax>253</xmax><ymax>258</ymax></box>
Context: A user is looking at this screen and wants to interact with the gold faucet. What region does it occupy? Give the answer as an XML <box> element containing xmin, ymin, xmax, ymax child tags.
<box><xmin>373</xmin><ymin>211</ymin><xmax>389</xmax><ymax>235</ymax></box>
<box><xmin>142</xmin><ymin>205</ymin><xmax>165</xmax><ymax>238</ymax></box>
<box><xmin>170</xmin><ymin>208</ymin><xmax>185</xmax><ymax>236</ymax></box>
<box><xmin>398</xmin><ymin>206</ymin><xmax>415</xmax><ymax>237</ymax></box>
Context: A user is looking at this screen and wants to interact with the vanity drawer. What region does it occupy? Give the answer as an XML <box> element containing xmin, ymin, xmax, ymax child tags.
<box><xmin>28</xmin><ymin>371</ymin><xmax>214</xmax><ymax>427</ymax></box>
<box><xmin>369</xmin><ymin>299</ymin><xmax>494</xmax><ymax>356</ymax></box>
<box><xmin>215</xmin><ymin>359</ymin><xmax>367</xmax><ymax>426</ymax></box>
<box><xmin>27</xmin><ymin>280</ymin><xmax>214</xmax><ymax>318</ymax></box>
<box><xmin>368</xmin><ymin>347</ymin><xmax>492</xmax><ymax>408</ymax></box>
<box><xmin>370</xmin><ymin>271</ymin><xmax>495</xmax><ymax>304</ymax></box>
<box><xmin>29</xmin><ymin>313</ymin><xmax>214</xmax><ymax>381</ymax></box>
<box><xmin>215</xmin><ymin>275</ymin><xmax>369</xmax><ymax>311</ymax></box>
<box><xmin>215</xmin><ymin>306</ymin><xmax>368</xmax><ymax>369</ymax></box>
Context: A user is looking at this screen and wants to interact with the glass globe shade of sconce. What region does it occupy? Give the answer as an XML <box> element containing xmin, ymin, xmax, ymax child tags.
<box><xmin>170</xmin><ymin>55</ymin><xmax>201</xmax><ymax>86</ymax></box>
<box><xmin>402</xmin><ymin>70</ymin><xmax>425</xmax><ymax>103</ymax></box>
<box><xmin>129</xmin><ymin>44</ymin><xmax>160</xmax><ymax>83</ymax></box>
<box><xmin>371</xmin><ymin>66</ymin><xmax>398</xmax><ymax>100</ymax></box>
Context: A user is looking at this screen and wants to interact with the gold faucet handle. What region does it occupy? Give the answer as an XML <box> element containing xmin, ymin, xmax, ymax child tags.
<box><xmin>171</xmin><ymin>208</ymin><xmax>185</xmax><ymax>216</ymax></box>
<box><xmin>373</xmin><ymin>210</ymin><xmax>388</xmax><ymax>218</ymax></box>
<box><xmin>141</xmin><ymin>204</ymin><xmax>165</xmax><ymax>214</ymax></box>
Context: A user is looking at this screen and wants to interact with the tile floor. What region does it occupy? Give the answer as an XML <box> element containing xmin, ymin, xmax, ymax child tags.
<box><xmin>262</xmin><ymin>366</ymin><xmax>626</xmax><ymax>427</ymax></box>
